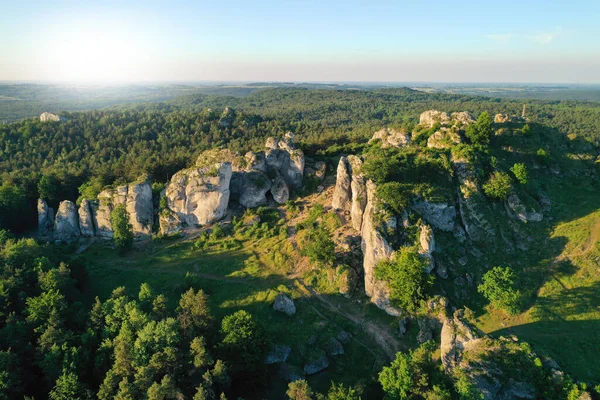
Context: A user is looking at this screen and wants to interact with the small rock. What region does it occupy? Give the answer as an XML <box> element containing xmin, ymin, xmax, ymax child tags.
<box><xmin>458</xmin><ymin>256</ymin><xmax>468</xmax><ymax>266</ymax></box>
<box><xmin>398</xmin><ymin>318</ymin><xmax>408</xmax><ymax>338</ymax></box>
<box><xmin>470</xmin><ymin>247</ymin><xmax>483</xmax><ymax>258</ymax></box>
<box><xmin>436</xmin><ymin>263</ymin><xmax>448</xmax><ymax>279</ymax></box>
<box><xmin>273</xmin><ymin>293</ymin><xmax>296</xmax><ymax>316</ymax></box>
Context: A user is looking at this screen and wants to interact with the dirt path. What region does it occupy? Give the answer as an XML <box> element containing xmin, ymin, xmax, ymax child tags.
<box><xmin>565</xmin><ymin>217</ymin><xmax>600</xmax><ymax>259</ymax></box>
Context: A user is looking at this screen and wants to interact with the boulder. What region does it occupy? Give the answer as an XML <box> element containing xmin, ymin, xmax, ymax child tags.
<box><xmin>314</xmin><ymin>161</ymin><xmax>327</xmax><ymax>180</ymax></box>
<box><xmin>159</xmin><ymin>209</ymin><xmax>183</xmax><ymax>236</ymax></box>
<box><xmin>92</xmin><ymin>190</ymin><xmax>114</xmax><ymax>238</ymax></box>
<box><xmin>347</xmin><ymin>155</ymin><xmax>367</xmax><ymax>231</ymax></box>
<box><xmin>278</xmin><ymin>133</ymin><xmax>297</xmax><ymax>152</ymax></box>
<box><xmin>54</xmin><ymin>200</ymin><xmax>80</xmax><ymax>242</ymax></box>
<box><xmin>507</xmin><ymin>193</ymin><xmax>543</xmax><ymax>223</ymax></box>
<box><xmin>238</xmin><ymin>171</ymin><xmax>271</xmax><ymax>208</ymax></box>
<box><xmin>419</xmin><ymin>224</ymin><xmax>435</xmax><ymax>274</ymax></box>
<box><xmin>163</xmin><ymin>162</ymin><xmax>232</xmax><ymax>227</ymax></box>
<box><xmin>419</xmin><ymin>110</ymin><xmax>450</xmax><ymax>128</ymax></box>
<box><xmin>398</xmin><ymin>318</ymin><xmax>408</xmax><ymax>338</ymax></box>
<box><xmin>279</xmin><ymin>363</ymin><xmax>306</xmax><ymax>383</ymax></box>
<box><xmin>332</xmin><ymin>157</ymin><xmax>351</xmax><ymax>211</ymax></box>
<box><xmin>337</xmin><ymin>331</ymin><xmax>352</xmax><ymax>344</ymax></box>
<box><xmin>412</xmin><ymin>200</ymin><xmax>456</xmax><ymax>232</ymax></box>
<box><xmin>265</xmin><ymin>137</ymin><xmax>280</xmax><ymax>150</ymax></box>
<box><xmin>369</xmin><ymin>128</ymin><xmax>410</xmax><ymax>148</ymax></box>
<box><xmin>303</xmin><ymin>356</ymin><xmax>329</xmax><ymax>375</ymax></box>
<box><xmin>494</xmin><ymin>114</ymin><xmax>511</xmax><ymax>123</ymax></box>
<box><xmin>40</xmin><ymin>112</ymin><xmax>64</xmax><ymax>122</ymax></box>
<box><xmin>265</xmin><ymin>148</ymin><xmax>289</xmax><ymax>172</ymax></box>
<box><xmin>286</xmin><ymin>149</ymin><xmax>305</xmax><ymax>188</ymax></box>
<box><xmin>273</xmin><ymin>293</ymin><xmax>296</xmax><ymax>316</ymax></box>
<box><xmin>244</xmin><ymin>151</ymin><xmax>266</xmax><ymax>172</ymax></box>
<box><xmin>270</xmin><ymin>171</ymin><xmax>290</xmax><ymax>204</ymax></box>
<box><xmin>323</xmin><ymin>337</ymin><xmax>344</xmax><ymax>356</ymax></box>
<box><xmin>37</xmin><ymin>199</ymin><xmax>54</xmax><ymax>237</ymax></box>
<box><xmin>264</xmin><ymin>344</ymin><xmax>292</xmax><ymax>364</ymax></box>
<box><xmin>78</xmin><ymin>199</ymin><xmax>95</xmax><ymax>237</ymax></box>
<box><xmin>361</xmin><ymin>180</ymin><xmax>400</xmax><ymax>316</ymax></box>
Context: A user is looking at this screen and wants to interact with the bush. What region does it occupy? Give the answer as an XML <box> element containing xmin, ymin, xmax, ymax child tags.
<box><xmin>510</xmin><ymin>163</ymin><xmax>529</xmax><ymax>184</ymax></box>
<box><xmin>465</xmin><ymin>112</ymin><xmax>493</xmax><ymax>145</ymax></box>
<box><xmin>483</xmin><ymin>171</ymin><xmax>512</xmax><ymax>200</ymax></box>
<box><xmin>377</xmin><ymin>182</ymin><xmax>410</xmax><ymax>214</ymax></box>
<box><xmin>300</xmin><ymin>226</ymin><xmax>336</xmax><ymax>267</ymax></box>
<box><xmin>478</xmin><ymin>266</ymin><xmax>522</xmax><ymax>315</ymax></box>
<box><xmin>375</xmin><ymin>247</ymin><xmax>433</xmax><ymax>314</ymax></box>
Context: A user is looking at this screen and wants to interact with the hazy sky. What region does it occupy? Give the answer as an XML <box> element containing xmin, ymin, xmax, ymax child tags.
<box><xmin>1</xmin><ymin>0</ymin><xmax>599</xmax><ymax>83</ymax></box>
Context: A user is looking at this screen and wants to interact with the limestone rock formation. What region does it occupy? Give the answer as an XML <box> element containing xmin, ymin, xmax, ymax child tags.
<box><xmin>270</xmin><ymin>171</ymin><xmax>290</xmax><ymax>204</ymax></box>
<box><xmin>93</xmin><ymin>190</ymin><xmax>114</xmax><ymax>238</ymax></box>
<box><xmin>332</xmin><ymin>157</ymin><xmax>351</xmax><ymax>211</ymax></box>
<box><xmin>324</xmin><ymin>337</ymin><xmax>344</xmax><ymax>356</ymax></box>
<box><xmin>273</xmin><ymin>293</ymin><xmax>296</xmax><ymax>316</ymax></box>
<box><xmin>420</xmin><ymin>110</ymin><xmax>451</xmax><ymax>128</ymax></box>
<box><xmin>419</xmin><ymin>224</ymin><xmax>435</xmax><ymax>273</ymax></box>
<box><xmin>244</xmin><ymin>151</ymin><xmax>266</xmax><ymax>172</ymax></box>
<box><xmin>314</xmin><ymin>161</ymin><xmax>327</xmax><ymax>180</ymax></box>
<box><xmin>427</xmin><ymin>128</ymin><xmax>462</xmax><ymax>149</ymax></box>
<box><xmin>494</xmin><ymin>114</ymin><xmax>512</xmax><ymax>123</ymax></box>
<box><xmin>361</xmin><ymin>180</ymin><xmax>400</xmax><ymax>316</ymax></box>
<box><xmin>158</xmin><ymin>208</ymin><xmax>183</xmax><ymax>236</ymax></box>
<box><xmin>506</xmin><ymin>193</ymin><xmax>543</xmax><ymax>223</ymax></box>
<box><xmin>162</xmin><ymin>162</ymin><xmax>232</xmax><ymax>230</ymax></box>
<box><xmin>369</xmin><ymin>128</ymin><xmax>410</xmax><ymax>148</ymax></box>
<box><xmin>78</xmin><ymin>199</ymin><xmax>95</xmax><ymax>237</ymax></box>
<box><xmin>40</xmin><ymin>112</ymin><xmax>64</xmax><ymax>122</ymax></box>
<box><xmin>37</xmin><ymin>199</ymin><xmax>54</xmax><ymax>237</ymax></box>
<box><xmin>126</xmin><ymin>180</ymin><xmax>154</xmax><ymax>238</ymax></box>
<box><xmin>264</xmin><ymin>135</ymin><xmax>305</xmax><ymax>189</ymax></box>
<box><xmin>347</xmin><ymin>155</ymin><xmax>367</xmax><ymax>231</ymax></box>
<box><xmin>54</xmin><ymin>200</ymin><xmax>80</xmax><ymax>242</ymax></box>
<box><xmin>238</xmin><ymin>171</ymin><xmax>271</xmax><ymax>208</ymax></box>
<box><xmin>450</xmin><ymin>111</ymin><xmax>475</xmax><ymax>126</ymax></box>
<box><xmin>412</xmin><ymin>200</ymin><xmax>456</xmax><ymax>231</ymax></box>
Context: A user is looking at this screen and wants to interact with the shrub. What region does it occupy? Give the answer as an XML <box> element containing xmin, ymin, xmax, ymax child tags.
<box><xmin>478</xmin><ymin>266</ymin><xmax>522</xmax><ymax>315</ymax></box>
<box><xmin>536</xmin><ymin>148</ymin><xmax>549</xmax><ymax>164</ymax></box>
<box><xmin>483</xmin><ymin>171</ymin><xmax>512</xmax><ymax>200</ymax></box>
<box><xmin>377</xmin><ymin>182</ymin><xmax>410</xmax><ymax>214</ymax></box>
<box><xmin>110</xmin><ymin>204</ymin><xmax>133</xmax><ymax>253</ymax></box>
<box><xmin>522</xmin><ymin>123</ymin><xmax>532</xmax><ymax>136</ymax></box>
<box><xmin>510</xmin><ymin>163</ymin><xmax>529</xmax><ymax>184</ymax></box>
<box><xmin>300</xmin><ymin>226</ymin><xmax>336</xmax><ymax>267</ymax></box>
<box><xmin>465</xmin><ymin>112</ymin><xmax>493</xmax><ymax>145</ymax></box>
<box><xmin>375</xmin><ymin>247</ymin><xmax>433</xmax><ymax>314</ymax></box>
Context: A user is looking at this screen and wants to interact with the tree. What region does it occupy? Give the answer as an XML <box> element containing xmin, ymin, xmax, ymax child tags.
<box><xmin>522</xmin><ymin>123</ymin><xmax>531</xmax><ymax>135</ymax></box>
<box><xmin>110</xmin><ymin>204</ymin><xmax>133</xmax><ymax>252</ymax></box>
<box><xmin>287</xmin><ymin>379</ymin><xmax>313</xmax><ymax>400</ymax></box>
<box><xmin>325</xmin><ymin>382</ymin><xmax>361</xmax><ymax>400</ymax></box>
<box><xmin>465</xmin><ymin>112</ymin><xmax>493</xmax><ymax>145</ymax></box>
<box><xmin>482</xmin><ymin>171</ymin><xmax>512</xmax><ymax>200</ymax></box>
<box><xmin>190</xmin><ymin>336</ymin><xmax>214</xmax><ymax>369</ymax></box>
<box><xmin>0</xmin><ymin>183</ymin><xmax>30</xmax><ymax>233</ymax></box>
<box><xmin>510</xmin><ymin>163</ymin><xmax>529</xmax><ymax>184</ymax></box>
<box><xmin>375</xmin><ymin>248</ymin><xmax>433</xmax><ymax>314</ymax></box>
<box><xmin>478</xmin><ymin>267</ymin><xmax>522</xmax><ymax>315</ymax></box>
<box><xmin>177</xmin><ymin>288</ymin><xmax>212</xmax><ymax>337</ymax></box>
<box><xmin>139</xmin><ymin>283</ymin><xmax>155</xmax><ymax>304</ymax></box>
<box><xmin>49</xmin><ymin>370</ymin><xmax>85</xmax><ymax>400</ymax></box>
<box><xmin>377</xmin><ymin>182</ymin><xmax>410</xmax><ymax>214</ymax></box>
<box><xmin>220</xmin><ymin>310</ymin><xmax>268</xmax><ymax>379</ymax></box>
<box><xmin>38</xmin><ymin>174</ymin><xmax>60</xmax><ymax>205</ymax></box>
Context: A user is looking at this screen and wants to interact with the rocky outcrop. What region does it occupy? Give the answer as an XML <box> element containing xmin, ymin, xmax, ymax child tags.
<box><xmin>264</xmin><ymin>345</ymin><xmax>291</xmax><ymax>364</ymax></box>
<box><xmin>244</xmin><ymin>151</ymin><xmax>266</xmax><ymax>172</ymax></box>
<box><xmin>494</xmin><ymin>114</ymin><xmax>511</xmax><ymax>123</ymax></box>
<box><xmin>264</xmin><ymin>134</ymin><xmax>305</xmax><ymax>189</ymax></box>
<box><xmin>238</xmin><ymin>171</ymin><xmax>271</xmax><ymax>208</ymax></box>
<box><xmin>162</xmin><ymin>162</ymin><xmax>232</xmax><ymax>230</ymax></box>
<box><xmin>40</xmin><ymin>112</ymin><xmax>64</xmax><ymax>122</ymax></box>
<box><xmin>332</xmin><ymin>157</ymin><xmax>351</xmax><ymax>211</ymax></box>
<box><xmin>303</xmin><ymin>356</ymin><xmax>329</xmax><ymax>375</ymax></box>
<box><xmin>273</xmin><ymin>293</ymin><xmax>296</xmax><ymax>316</ymax></box>
<box><xmin>78</xmin><ymin>199</ymin><xmax>95</xmax><ymax>237</ymax></box>
<box><xmin>369</xmin><ymin>128</ymin><xmax>410</xmax><ymax>148</ymax></box>
<box><xmin>37</xmin><ymin>199</ymin><xmax>54</xmax><ymax>237</ymax></box>
<box><xmin>451</xmin><ymin>112</ymin><xmax>475</xmax><ymax>126</ymax></box>
<box><xmin>54</xmin><ymin>200</ymin><xmax>80</xmax><ymax>242</ymax></box>
<box><xmin>412</xmin><ymin>200</ymin><xmax>456</xmax><ymax>231</ymax></box>
<box><xmin>506</xmin><ymin>194</ymin><xmax>543</xmax><ymax>223</ymax></box>
<box><xmin>419</xmin><ymin>224</ymin><xmax>435</xmax><ymax>273</ymax></box>
<box><xmin>270</xmin><ymin>171</ymin><xmax>290</xmax><ymax>204</ymax></box>
<box><xmin>324</xmin><ymin>337</ymin><xmax>344</xmax><ymax>356</ymax></box>
<box><xmin>126</xmin><ymin>180</ymin><xmax>153</xmax><ymax>238</ymax></box>
<box><xmin>427</xmin><ymin>128</ymin><xmax>462</xmax><ymax>149</ymax></box>
<box><xmin>347</xmin><ymin>155</ymin><xmax>367</xmax><ymax>231</ymax></box>
<box><xmin>361</xmin><ymin>180</ymin><xmax>400</xmax><ymax>316</ymax></box>
<box><xmin>420</xmin><ymin>110</ymin><xmax>451</xmax><ymax>128</ymax></box>
<box><xmin>93</xmin><ymin>190</ymin><xmax>114</xmax><ymax>238</ymax></box>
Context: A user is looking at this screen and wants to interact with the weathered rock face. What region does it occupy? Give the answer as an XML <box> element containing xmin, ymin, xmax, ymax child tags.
<box><xmin>450</xmin><ymin>111</ymin><xmax>475</xmax><ymax>126</ymax></box>
<box><xmin>332</xmin><ymin>157</ymin><xmax>351</xmax><ymax>211</ymax></box>
<box><xmin>264</xmin><ymin>345</ymin><xmax>291</xmax><ymax>364</ymax></box>
<box><xmin>270</xmin><ymin>171</ymin><xmax>290</xmax><ymax>204</ymax></box>
<box><xmin>314</xmin><ymin>161</ymin><xmax>327</xmax><ymax>180</ymax></box>
<box><xmin>238</xmin><ymin>171</ymin><xmax>271</xmax><ymax>208</ymax></box>
<box><xmin>304</xmin><ymin>356</ymin><xmax>329</xmax><ymax>375</ymax></box>
<box><xmin>420</xmin><ymin>110</ymin><xmax>451</xmax><ymax>128</ymax></box>
<box><xmin>494</xmin><ymin>113</ymin><xmax>511</xmax><ymax>123</ymax></box>
<box><xmin>273</xmin><ymin>293</ymin><xmax>296</xmax><ymax>316</ymax></box>
<box><xmin>244</xmin><ymin>151</ymin><xmax>266</xmax><ymax>172</ymax></box>
<box><xmin>419</xmin><ymin>224</ymin><xmax>435</xmax><ymax>273</ymax></box>
<box><xmin>369</xmin><ymin>128</ymin><xmax>410</xmax><ymax>148</ymax></box>
<box><xmin>37</xmin><ymin>199</ymin><xmax>54</xmax><ymax>237</ymax></box>
<box><xmin>93</xmin><ymin>190</ymin><xmax>114</xmax><ymax>238</ymax></box>
<box><xmin>158</xmin><ymin>207</ymin><xmax>183</xmax><ymax>236</ymax></box>
<box><xmin>54</xmin><ymin>201</ymin><xmax>80</xmax><ymax>242</ymax></box>
<box><xmin>347</xmin><ymin>155</ymin><xmax>367</xmax><ymax>231</ymax></box>
<box><xmin>412</xmin><ymin>200</ymin><xmax>456</xmax><ymax>232</ymax></box>
<box><xmin>506</xmin><ymin>193</ymin><xmax>543</xmax><ymax>223</ymax></box>
<box><xmin>163</xmin><ymin>162</ymin><xmax>232</xmax><ymax>229</ymax></box>
<box><xmin>286</xmin><ymin>150</ymin><xmax>305</xmax><ymax>188</ymax></box>
<box><xmin>40</xmin><ymin>112</ymin><xmax>63</xmax><ymax>122</ymax></box>
<box><xmin>427</xmin><ymin>128</ymin><xmax>462</xmax><ymax>149</ymax></box>
<box><xmin>361</xmin><ymin>180</ymin><xmax>400</xmax><ymax>316</ymax></box>
<box><xmin>264</xmin><ymin>135</ymin><xmax>305</xmax><ymax>189</ymax></box>
<box><xmin>78</xmin><ymin>199</ymin><xmax>95</xmax><ymax>237</ymax></box>
<box><xmin>126</xmin><ymin>180</ymin><xmax>154</xmax><ymax>238</ymax></box>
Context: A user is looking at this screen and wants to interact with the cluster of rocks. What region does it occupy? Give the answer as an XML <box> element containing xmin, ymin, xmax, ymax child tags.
<box><xmin>159</xmin><ymin>133</ymin><xmax>306</xmax><ymax>235</ymax></box>
<box><xmin>419</xmin><ymin>110</ymin><xmax>475</xmax><ymax>129</ymax></box>
<box><xmin>37</xmin><ymin>177</ymin><xmax>153</xmax><ymax>243</ymax></box>
<box><xmin>369</xmin><ymin>127</ymin><xmax>410</xmax><ymax>148</ymax></box>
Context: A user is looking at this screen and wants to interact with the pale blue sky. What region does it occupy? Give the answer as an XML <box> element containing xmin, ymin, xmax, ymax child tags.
<box><xmin>1</xmin><ymin>0</ymin><xmax>599</xmax><ymax>82</ymax></box>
